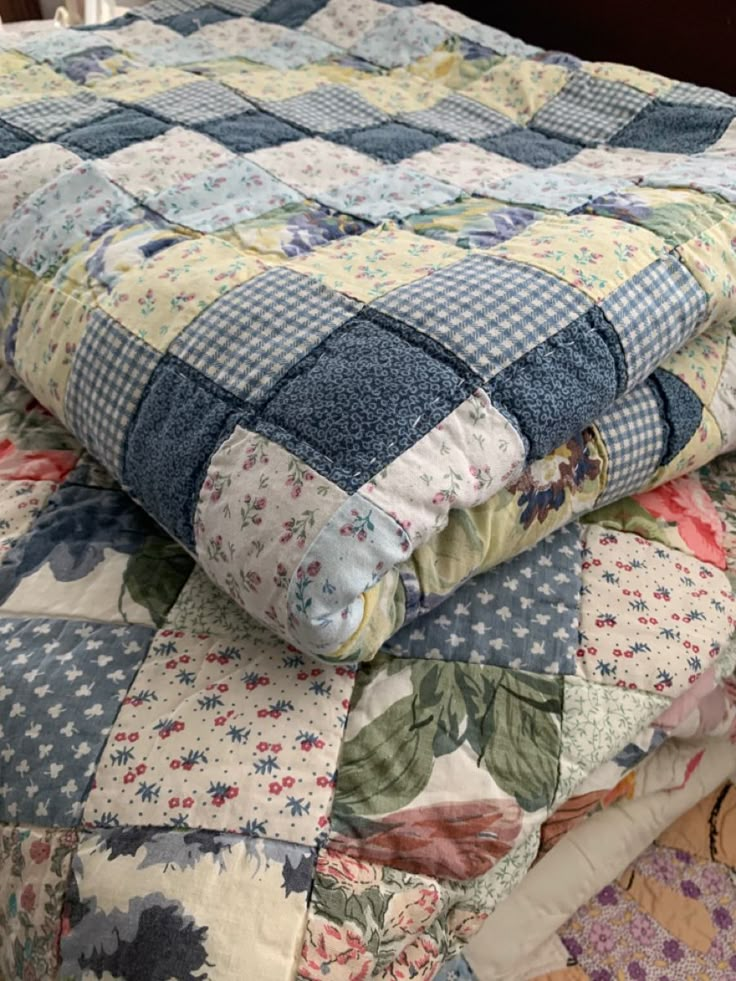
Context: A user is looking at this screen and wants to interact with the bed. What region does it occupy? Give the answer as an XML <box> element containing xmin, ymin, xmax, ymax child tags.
<box><xmin>0</xmin><ymin>3</ymin><xmax>734</xmax><ymax>979</ymax></box>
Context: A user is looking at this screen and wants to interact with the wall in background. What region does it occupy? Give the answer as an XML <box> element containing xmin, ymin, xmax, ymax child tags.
<box><xmin>446</xmin><ymin>0</ymin><xmax>735</xmax><ymax>94</ymax></box>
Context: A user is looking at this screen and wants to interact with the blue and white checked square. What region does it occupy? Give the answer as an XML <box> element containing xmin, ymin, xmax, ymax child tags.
<box><xmin>170</xmin><ymin>267</ymin><xmax>361</xmax><ymax>402</ymax></box>
<box><xmin>372</xmin><ymin>254</ymin><xmax>592</xmax><ymax>378</ymax></box>
<box><xmin>531</xmin><ymin>73</ymin><xmax>651</xmax><ymax>146</ymax></box>
<box><xmin>400</xmin><ymin>94</ymin><xmax>515</xmax><ymax>142</ymax></box>
<box><xmin>0</xmin><ymin>92</ymin><xmax>115</xmax><ymax>141</ymax></box>
<box><xmin>601</xmin><ymin>256</ymin><xmax>708</xmax><ymax>391</ymax></box>
<box><xmin>136</xmin><ymin>80</ymin><xmax>254</xmax><ymax>124</ymax></box>
<box><xmin>265</xmin><ymin>86</ymin><xmax>389</xmax><ymax>134</ymax></box>
<box><xmin>65</xmin><ymin>311</ymin><xmax>160</xmax><ymax>479</ymax></box>
<box><xmin>205</xmin><ymin>0</ymin><xmax>269</xmax><ymax>13</ymax></box>
<box><xmin>134</xmin><ymin>0</ymin><xmax>209</xmax><ymax>21</ymax></box>
<box><xmin>666</xmin><ymin>81</ymin><xmax>736</xmax><ymax>111</ymax></box>
<box><xmin>595</xmin><ymin>383</ymin><xmax>665</xmax><ymax>505</ymax></box>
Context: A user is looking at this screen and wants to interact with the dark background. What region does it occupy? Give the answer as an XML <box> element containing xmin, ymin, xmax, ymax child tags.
<box><xmin>0</xmin><ymin>0</ymin><xmax>734</xmax><ymax>95</ymax></box>
<box><xmin>446</xmin><ymin>0</ymin><xmax>735</xmax><ymax>94</ymax></box>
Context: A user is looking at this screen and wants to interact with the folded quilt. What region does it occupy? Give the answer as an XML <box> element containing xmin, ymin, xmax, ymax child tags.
<box><xmin>1</xmin><ymin>362</ymin><xmax>735</xmax><ymax>981</ymax></box>
<box><xmin>0</xmin><ymin>1</ymin><xmax>734</xmax><ymax>660</ymax></box>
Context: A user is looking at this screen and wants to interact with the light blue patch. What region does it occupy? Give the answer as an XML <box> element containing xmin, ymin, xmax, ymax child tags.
<box><xmin>317</xmin><ymin>164</ymin><xmax>462</xmax><ymax>223</ymax></box>
<box><xmin>387</xmin><ymin>523</ymin><xmax>582</xmax><ymax>674</ymax></box>
<box><xmin>489</xmin><ymin>170</ymin><xmax>629</xmax><ymax>212</ymax></box>
<box><xmin>142</xmin><ymin>156</ymin><xmax>301</xmax><ymax>232</ymax></box>
<box><xmin>286</xmin><ymin>492</ymin><xmax>410</xmax><ymax>654</ymax></box>
<box><xmin>241</xmin><ymin>33</ymin><xmax>340</xmax><ymax>70</ymax></box>
<box><xmin>0</xmin><ymin>162</ymin><xmax>137</xmax><ymax>276</ymax></box>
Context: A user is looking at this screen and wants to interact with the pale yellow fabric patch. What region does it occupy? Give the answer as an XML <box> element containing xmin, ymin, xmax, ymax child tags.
<box><xmin>0</xmin><ymin>63</ymin><xmax>78</xmax><ymax>109</ymax></box>
<box><xmin>583</xmin><ymin>60</ymin><xmax>674</xmax><ymax>96</ymax></box>
<box><xmin>289</xmin><ymin>224</ymin><xmax>465</xmax><ymax>302</ymax></box>
<box><xmin>222</xmin><ymin>65</ymin><xmax>331</xmax><ymax>101</ymax></box>
<box><xmin>98</xmin><ymin>236</ymin><xmax>269</xmax><ymax>351</ymax></box>
<box><xmin>347</xmin><ymin>70</ymin><xmax>448</xmax><ymax>114</ymax></box>
<box><xmin>677</xmin><ymin>215</ymin><xmax>736</xmax><ymax>327</ymax></box>
<box><xmin>88</xmin><ymin>66</ymin><xmax>195</xmax><ymax>102</ymax></box>
<box><xmin>463</xmin><ymin>56</ymin><xmax>569</xmax><ymax>124</ymax></box>
<box><xmin>659</xmin><ymin>321</ymin><xmax>731</xmax><ymax>408</ymax></box>
<box><xmin>489</xmin><ymin>213</ymin><xmax>665</xmax><ymax>301</ymax></box>
<box><xmin>14</xmin><ymin>284</ymin><xmax>91</xmax><ymax>424</ymax></box>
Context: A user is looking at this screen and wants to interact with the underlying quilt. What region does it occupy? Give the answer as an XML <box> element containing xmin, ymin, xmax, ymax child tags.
<box><xmin>0</xmin><ymin>0</ymin><xmax>735</xmax><ymax>661</ymax></box>
<box><xmin>0</xmin><ymin>366</ymin><xmax>735</xmax><ymax>980</ymax></box>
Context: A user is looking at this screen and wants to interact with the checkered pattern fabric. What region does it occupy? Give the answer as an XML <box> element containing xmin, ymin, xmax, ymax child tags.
<box><xmin>531</xmin><ymin>73</ymin><xmax>652</xmax><ymax>145</ymax></box>
<box><xmin>401</xmin><ymin>94</ymin><xmax>515</xmax><ymax>141</ymax></box>
<box><xmin>265</xmin><ymin>86</ymin><xmax>390</xmax><ymax>134</ymax></box>
<box><xmin>666</xmin><ymin>81</ymin><xmax>736</xmax><ymax>110</ymax></box>
<box><xmin>170</xmin><ymin>267</ymin><xmax>360</xmax><ymax>402</ymax></box>
<box><xmin>0</xmin><ymin>93</ymin><xmax>115</xmax><ymax>141</ymax></box>
<box><xmin>601</xmin><ymin>257</ymin><xmax>709</xmax><ymax>391</ymax></box>
<box><xmin>595</xmin><ymin>384</ymin><xmax>666</xmax><ymax>504</ymax></box>
<box><xmin>64</xmin><ymin>311</ymin><xmax>161</xmax><ymax>479</ymax></box>
<box><xmin>204</xmin><ymin>0</ymin><xmax>269</xmax><ymax>14</ymax></box>
<box><xmin>135</xmin><ymin>0</ymin><xmax>212</xmax><ymax>20</ymax></box>
<box><xmin>136</xmin><ymin>81</ymin><xmax>254</xmax><ymax>124</ymax></box>
<box><xmin>373</xmin><ymin>255</ymin><xmax>592</xmax><ymax>378</ymax></box>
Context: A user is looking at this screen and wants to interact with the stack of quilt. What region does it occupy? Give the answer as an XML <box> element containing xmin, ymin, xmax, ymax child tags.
<box><xmin>0</xmin><ymin>1</ymin><xmax>734</xmax><ymax>978</ymax></box>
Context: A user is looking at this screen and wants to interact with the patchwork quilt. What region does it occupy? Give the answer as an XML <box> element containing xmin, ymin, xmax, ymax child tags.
<box><xmin>0</xmin><ymin>0</ymin><xmax>734</xmax><ymax>662</ymax></box>
<box><xmin>0</xmin><ymin>3</ymin><xmax>735</xmax><ymax>980</ymax></box>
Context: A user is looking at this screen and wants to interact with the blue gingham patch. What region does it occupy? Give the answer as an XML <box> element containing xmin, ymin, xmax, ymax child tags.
<box><xmin>400</xmin><ymin>94</ymin><xmax>516</xmax><ymax>141</ymax></box>
<box><xmin>65</xmin><ymin>311</ymin><xmax>161</xmax><ymax>478</ymax></box>
<box><xmin>203</xmin><ymin>0</ymin><xmax>269</xmax><ymax>13</ymax></box>
<box><xmin>531</xmin><ymin>73</ymin><xmax>652</xmax><ymax>146</ymax></box>
<box><xmin>170</xmin><ymin>267</ymin><xmax>360</xmax><ymax>402</ymax></box>
<box><xmin>666</xmin><ymin>81</ymin><xmax>736</xmax><ymax>111</ymax></box>
<box><xmin>134</xmin><ymin>0</ymin><xmax>210</xmax><ymax>20</ymax></box>
<box><xmin>0</xmin><ymin>92</ymin><xmax>115</xmax><ymax>141</ymax></box>
<box><xmin>265</xmin><ymin>85</ymin><xmax>390</xmax><ymax>134</ymax></box>
<box><xmin>135</xmin><ymin>80</ymin><xmax>255</xmax><ymax>124</ymax></box>
<box><xmin>601</xmin><ymin>256</ymin><xmax>709</xmax><ymax>391</ymax></box>
<box><xmin>372</xmin><ymin>254</ymin><xmax>592</xmax><ymax>378</ymax></box>
<box><xmin>595</xmin><ymin>383</ymin><xmax>665</xmax><ymax>504</ymax></box>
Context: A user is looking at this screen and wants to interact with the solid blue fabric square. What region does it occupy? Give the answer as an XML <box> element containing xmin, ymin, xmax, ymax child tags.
<box><xmin>259</xmin><ymin>312</ymin><xmax>478</xmax><ymax>491</ymax></box>
<box><xmin>58</xmin><ymin>109</ymin><xmax>170</xmax><ymax>158</ymax></box>
<box><xmin>488</xmin><ymin>309</ymin><xmax>619</xmax><ymax>461</ymax></box>
<box><xmin>479</xmin><ymin>127</ymin><xmax>581</xmax><ymax>168</ymax></box>
<box><xmin>649</xmin><ymin>368</ymin><xmax>704</xmax><ymax>465</ymax></box>
<box><xmin>162</xmin><ymin>4</ymin><xmax>234</xmax><ymax>34</ymax></box>
<box><xmin>329</xmin><ymin>123</ymin><xmax>443</xmax><ymax>163</ymax></box>
<box><xmin>196</xmin><ymin>110</ymin><xmax>304</xmax><ymax>152</ymax></box>
<box><xmin>611</xmin><ymin>101</ymin><xmax>734</xmax><ymax>154</ymax></box>
<box><xmin>252</xmin><ymin>0</ymin><xmax>327</xmax><ymax>27</ymax></box>
<box><xmin>0</xmin><ymin>121</ymin><xmax>33</xmax><ymax>158</ymax></box>
<box><xmin>123</xmin><ymin>357</ymin><xmax>250</xmax><ymax>550</ymax></box>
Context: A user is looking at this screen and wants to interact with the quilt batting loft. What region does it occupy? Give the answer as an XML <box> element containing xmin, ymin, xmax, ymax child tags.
<box><xmin>0</xmin><ymin>1</ymin><xmax>734</xmax><ymax>979</ymax></box>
